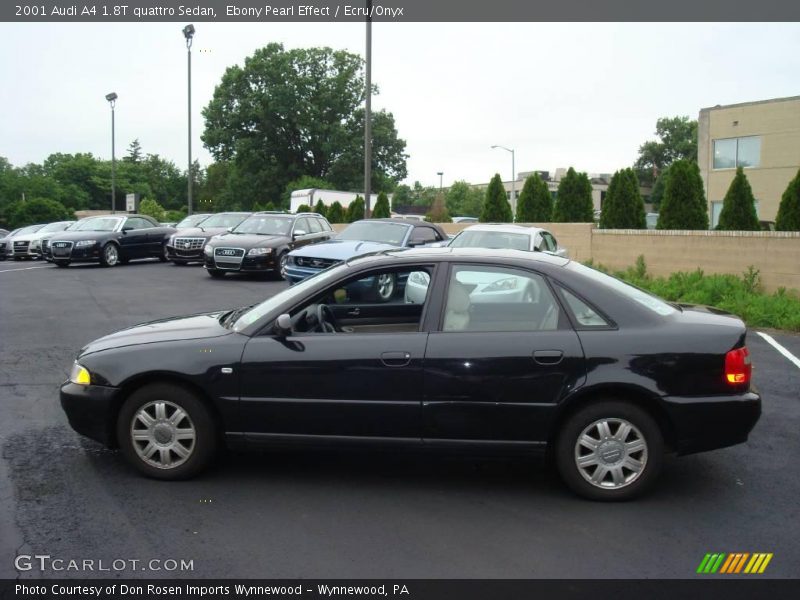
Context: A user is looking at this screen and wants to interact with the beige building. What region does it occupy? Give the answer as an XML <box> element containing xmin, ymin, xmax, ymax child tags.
<box><xmin>698</xmin><ymin>96</ymin><xmax>800</xmax><ymax>227</ymax></box>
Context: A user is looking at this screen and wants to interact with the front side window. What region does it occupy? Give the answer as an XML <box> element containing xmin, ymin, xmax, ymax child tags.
<box><xmin>442</xmin><ymin>265</ymin><xmax>560</xmax><ymax>332</ymax></box>
<box><xmin>713</xmin><ymin>136</ymin><xmax>761</xmax><ymax>169</ymax></box>
<box><xmin>410</xmin><ymin>227</ymin><xmax>437</xmax><ymax>244</ymax></box>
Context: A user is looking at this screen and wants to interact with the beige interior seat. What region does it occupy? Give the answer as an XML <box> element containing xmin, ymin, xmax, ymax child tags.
<box><xmin>443</xmin><ymin>280</ymin><xmax>471</xmax><ymax>331</ymax></box>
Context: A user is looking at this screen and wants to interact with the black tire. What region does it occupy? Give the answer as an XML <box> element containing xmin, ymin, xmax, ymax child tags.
<box><xmin>116</xmin><ymin>383</ymin><xmax>217</xmax><ymax>480</ymax></box>
<box><xmin>173</xmin><ymin>260</ymin><xmax>188</xmax><ymax>266</ymax></box>
<box><xmin>99</xmin><ymin>242</ymin><xmax>120</xmax><ymax>267</ymax></box>
<box><xmin>207</xmin><ymin>268</ymin><xmax>225</xmax><ymax>279</ymax></box>
<box><xmin>54</xmin><ymin>261</ymin><xmax>70</xmax><ymax>268</ymax></box>
<box><xmin>159</xmin><ymin>244</ymin><xmax>169</xmax><ymax>262</ymax></box>
<box><xmin>274</xmin><ymin>251</ymin><xmax>289</xmax><ymax>280</ymax></box>
<box><xmin>555</xmin><ymin>400</ymin><xmax>663</xmax><ymax>501</ymax></box>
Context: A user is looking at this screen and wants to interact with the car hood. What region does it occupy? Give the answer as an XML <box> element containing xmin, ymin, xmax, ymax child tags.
<box><xmin>174</xmin><ymin>226</ymin><xmax>230</xmax><ymax>239</ymax></box>
<box><xmin>290</xmin><ymin>239</ymin><xmax>398</xmax><ymax>260</ymax></box>
<box><xmin>210</xmin><ymin>233</ymin><xmax>289</xmax><ymax>249</ymax></box>
<box><xmin>80</xmin><ymin>311</ymin><xmax>233</xmax><ymax>356</ymax></box>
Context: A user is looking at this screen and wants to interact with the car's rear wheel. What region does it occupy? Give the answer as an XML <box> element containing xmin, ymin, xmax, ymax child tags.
<box><xmin>555</xmin><ymin>400</ymin><xmax>663</xmax><ymax>501</ymax></box>
<box><xmin>117</xmin><ymin>383</ymin><xmax>217</xmax><ymax>480</ymax></box>
<box><xmin>207</xmin><ymin>268</ymin><xmax>225</xmax><ymax>279</ymax></box>
<box><xmin>372</xmin><ymin>273</ymin><xmax>396</xmax><ymax>302</ymax></box>
<box><xmin>99</xmin><ymin>243</ymin><xmax>119</xmax><ymax>267</ymax></box>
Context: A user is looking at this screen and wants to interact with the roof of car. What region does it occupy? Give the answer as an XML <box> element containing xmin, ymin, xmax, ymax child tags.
<box><xmin>459</xmin><ymin>223</ymin><xmax>549</xmax><ymax>235</ymax></box>
<box><xmin>347</xmin><ymin>246</ymin><xmax>570</xmax><ymax>268</ymax></box>
<box><xmin>355</xmin><ymin>218</ymin><xmax>447</xmax><ymax>233</ymax></box>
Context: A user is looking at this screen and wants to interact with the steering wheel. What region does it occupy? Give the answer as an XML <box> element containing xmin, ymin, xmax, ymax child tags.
<box><xmin>316</xmin><ymin>304</ymin><xmax>339</xmax><ymax>333</ymax></box>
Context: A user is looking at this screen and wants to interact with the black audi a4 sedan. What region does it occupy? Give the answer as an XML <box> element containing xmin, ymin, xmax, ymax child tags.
<box><xmin>50</xmin><ymin>214</ymin><xmax>176</xmax><ymax>267</ymax></box>
<box><xmin>202</xmin><ymin>211</ymin><xmax>333</xmax><ymax>279</ymax></box>
<box><xmin>60</xmin><ymin>248</ymin><xmax>760</xmax><ymax>500</ymax></box>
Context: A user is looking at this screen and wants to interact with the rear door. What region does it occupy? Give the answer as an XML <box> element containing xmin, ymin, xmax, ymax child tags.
<box><xmin>422</xmin><ymin>263</ymin><xmax>586</xmax><ymax>444</ymax></box>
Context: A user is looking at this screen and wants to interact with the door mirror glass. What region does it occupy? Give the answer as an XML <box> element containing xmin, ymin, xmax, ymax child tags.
<box><xmin>293</xmin><ymin>229</ymin><xmax>307</xmax><ymax>238</ymax></box>
<box><xmin>274</xmin><ymin>313</ymin><xmax>292</xmax><ymax>336</ymax></box>
<box><xmin>122</xmin><ymin>225</ymin><xmax>134</xmax><ymax>232</ymax></box>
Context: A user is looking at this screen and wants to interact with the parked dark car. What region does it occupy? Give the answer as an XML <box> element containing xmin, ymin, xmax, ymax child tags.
<box><xmin>60</xmin><ymin>248</ymin><xmax>760</xmax><ymax>500</ymax></box>
<box><xmin>166</xmin><ymin>212</ymin><xmax>251</xmax><ymax>265</ymax></box>
<box><xmin>284</xmin><ymin>218</ymin><xmax>448</xmax><ymax>286</ymax></box>
<box><xmin>49</xmin><ymin>214</ymin><xmax>176</xmax><ymax>267</ymax></box>
<box><xmin>203</xmin><ymin>212</ymin><xmax>333</xmax><ymax>279</ymax></box>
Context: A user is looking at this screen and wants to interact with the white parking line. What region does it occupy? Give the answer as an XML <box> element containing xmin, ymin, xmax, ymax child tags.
<box><xmin>0</xmin><ymin>265</ymin><xmax>50</xmax><ymax>273</ymax></box>
<box><xmin>756</xmin><ymin>331</ymin><xmax>800</xmax><ymax>370</ymax></box>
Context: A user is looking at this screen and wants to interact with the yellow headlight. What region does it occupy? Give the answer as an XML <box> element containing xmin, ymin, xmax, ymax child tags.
<box><xmin>69</xmin><ymin>363</ymin><xmax>91</xmax><ymax>386</ymax></box>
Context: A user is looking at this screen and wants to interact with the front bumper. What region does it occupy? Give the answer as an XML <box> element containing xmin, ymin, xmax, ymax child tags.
<box><xmin>60</xmin><ymin>382</ymin><xmax>121</xmax><ymax>446</ymax></box>
<box><xmin>204</xmin><ymin>253</ymin><xmax>278</xmax><ymax>272</ymax></box>
<box><xmin>51</xmin><ymin>245</ymin><xmax>102</xmax><ymax>262</ymax></box>
<box><xmin>284</xmin><ymin>264</ymin><xmax>323</xmax><ymax>284</ymax></box>
<box><xmin>664</xmin><ymin>390</ymin><xmax>761</xmax><ymax>455</ymax></box>
<box><xmin>166</xmin><ymin>244</ymin><xmax>205</xmax><ymax>261</ymax></box>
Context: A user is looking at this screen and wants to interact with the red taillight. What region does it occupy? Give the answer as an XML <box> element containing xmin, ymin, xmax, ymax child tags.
<box><xmin>725</xmin><ymin>347</ymin><xmax>752</xmax><ymax>385</ymax></box>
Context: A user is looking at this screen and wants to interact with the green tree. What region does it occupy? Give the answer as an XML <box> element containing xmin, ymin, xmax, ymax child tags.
<box><xmin>599</xmin><ymin>168</ymin><xmax>646</xmax><ymax>229</ymax></box>
<box><xmin>775</xmin><ymin>169</ymin><xmax>800</xmax><ymax>231</ymax></box>
<box><xmin>138</xmin><ymin>198</ymin><xmax>166</xmax><ymax>222</ymax></box>
<box><xmin>326</xmin><ymin>201</ymin><xmax>345</xmax><ymax>223</ymax></box>
<box><xmin>656</xmin><ymin>159</ymin><xmax>708</xmax><ymax>230</ymax></box>
<box><xmin>480</xmin><ymin>174</ymin><xmax>513</xmax><ymax>222</ymax></box>
<box><xmin>124</xmin><ymin>139</ymin><xmax>143</xmax><ymax>163</ymax></box>
<box><xmin>202</xmin><ymin>43</ymin><xmax>407</xmax><ymax>203</ymax></box>
<box><xmin>345</xmin><ymin>195</ymin><xmax>365</xmax><ymax>222</ymax></box>
<box><xmin>426</xmin><ymin>194</ymin><xmax>451</xmax><ymax>223</ymax></box>
<box><xmin>515</xmin><ymin>173</ymin><xmax>552</xmax><ymax>223</ymax></box>
<box><xmin>391</xmin><ymin>184</ymin><xmax>412</xmax><ymax>209</ymax></box>
<box><xmin>649</xmin><ymin>166</ymin><xmax>669</xmax><ymax>211</ymax></box>
<box><xmin>372</xmin><ymin>192</ymin><xmax>391</xmax><ymax>218</ymax></box>
<box><xmin>445</xmin><ymin>180</ymin><xmax>484</xmax><ymax>217</ymax></box>
<box><xmin>717</xmin><ymin>167</ymin><xmax>760</xmax><ymax>231</ymax></box>
<box><xmin>295</xmin><ymin>204</ymin><xmax>312</xmax><ymax>214</ymax></box>
<box><xmin>553</xmin><ymin>167</ymin><xmax>594</xmax><ymax>222</ymax></box>
<box><xmin>8</xmin><ymin>198</ymin><xmax>71</xmax><ymax>228</ymax></box>
<box><xmin>634</xmin><ymin>116</ymin><xmax>698</xmax><ymax>185</ymax></box>
<box><xmin>313</xmin><ymin>199</ymin><xmax>327</xmax><ymax>217</ymax></box>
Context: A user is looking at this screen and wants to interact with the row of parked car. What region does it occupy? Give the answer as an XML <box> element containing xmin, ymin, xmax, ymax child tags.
<box><xmin>0</xmin><ymin>211</ymin><xmax>568</xmax><ymax>300</ymax></box>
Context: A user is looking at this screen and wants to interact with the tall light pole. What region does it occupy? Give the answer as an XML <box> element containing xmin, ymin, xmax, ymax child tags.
<box><xmin>437</xmin><ymin>171</ymin><xmax>443</xmax><ymax>194</ymax></box>
<box><xmin>105</xmin><ymin>92</ymin><xmax>118</xmax><ymax>213</ymax></box>
<box><xmin>183</xmin><ymin>24</ymin><xmax>195</xmax><ymax>215</ymax></box>
<box><xmin>363</xmin><ymin>0</ymin><xmax>372</xmax><ymax>218</ymax></box>
<box><xmin>491</xmin><ymin>144</ymin><xmax>516</xmax><ymax>217</ymax></box>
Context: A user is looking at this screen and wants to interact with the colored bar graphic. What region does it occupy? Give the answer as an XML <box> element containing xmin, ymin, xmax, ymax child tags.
<box><xmin>701</xmin><ymin>552</ymin><xmax>773</xmax><ymax>574</ymax></box>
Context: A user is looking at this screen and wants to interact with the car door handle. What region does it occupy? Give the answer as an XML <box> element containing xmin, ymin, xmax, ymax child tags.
<box><xmin>533</xmin><ymin>350</ymin><xmax>564</xmax><ymax>365</ymax></box>
<box><xmin>381</xmin><ymin>351</ymin><xmax>411</xmax><ymax>367</ymax></box>
<box><xmin>347</xmin><ymin>308</ymin><xmax>360</xmax><ymax>317</ymax></box>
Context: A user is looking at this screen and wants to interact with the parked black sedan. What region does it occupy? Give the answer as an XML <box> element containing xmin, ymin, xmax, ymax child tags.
<box><xmin>60</xmin><ymin>248</ymin><xmax>760</xmax><ymax>500</ymax></box>
<box><xmin>50</xmin><ymin>214</ymin><xmax>176</xmax><ymax>267</ymax></box>
<box><xmin>203</xmin><ymin>211</ymin><xmax>333</xmax><ymax>279</ymax></box>
<box><xmin>165</xmin><ymin>212</ymin><xmax>251</xmax><ymax>265</ymax></box>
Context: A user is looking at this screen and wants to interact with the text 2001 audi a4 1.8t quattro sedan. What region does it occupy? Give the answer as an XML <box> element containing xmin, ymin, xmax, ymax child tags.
<box><xmin>60</xmin><ymin>248</ymin><xmax>760</xmax><ymax>500</ymax></box>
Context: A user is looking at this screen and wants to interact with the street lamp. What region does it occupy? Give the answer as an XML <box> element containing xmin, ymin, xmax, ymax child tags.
<box><xmin>105</xmin><ymin>92</ymin><xmax>118</xmax><ymax>214</ymax></box>
<box><xmin>183</xmin><ymin>24</ymin><xmax>195</xmax><ymax>215</ymax></box>
<box><xmin>363</xmin><ymin>1</ymin><xmax>373</xmax><ymax>218</ymax></box>
<box><xmin>491</xmin><ymin>144</ymin><xmax>516</xmax><ymax>217</ymax></box>
<box><xmin>436</xmin><ymin>172</ymin><xmax>443</xmax><ymax>194</ymax></box>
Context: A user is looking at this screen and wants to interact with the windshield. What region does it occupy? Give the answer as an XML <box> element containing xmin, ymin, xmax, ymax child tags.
<box><xmin>337</xmin><ymin>221</ymin><xmax>410</xmax><ymax>245</ymax></box>
<box><xmin>567</xmin><ymin>262</ymin><xmax>677</xmax><ymax>316</ymax></box>
<box><xmin>450</xmin><ymin>230</ymin><xmax>531</xmax><ymax>251</ymax></box>
<box><xmin>233</xmin><ymin>264</ymin><xmax>347</xmax><ymax>332</ymax></box>
<box><xmin>201</xmin><ymin>213</ymin><xmax>249</xmax><ymax>229</ymax></box>
<box><xmin>232</xmin><ymin>215</ymin><xmax>292</xmax><ymax>236</ymax></box>
<box><xmin>176</xmin><ymin>214</ymin><xmax>210</xmax><ymax>229</ymax></box>
<box><xmin>73</xmin><ymin>217</ymin><xmax>122</xmax><ymax>232</ymax></box>
<box><xmin>39</xmin><ymin>221</ymin><xmax>72</xmax><ymax>233</ymax></box>
<box><xmin>17</xmin><ymin>224</ymin><xmax>45</xmax><ymax>235</ymax></box>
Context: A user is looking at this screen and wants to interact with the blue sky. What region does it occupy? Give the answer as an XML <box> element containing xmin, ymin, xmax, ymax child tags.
<box><xmin>1</xmin><ymin>22</ymin><xmax>798</xmax><ymax>187</ymax></box>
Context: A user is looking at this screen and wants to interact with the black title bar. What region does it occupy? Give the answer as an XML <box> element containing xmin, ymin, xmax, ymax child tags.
<box><xmin>3</xmin><ymin>0</ymin><xmax>800</xmax><ymax>22</ymax></box>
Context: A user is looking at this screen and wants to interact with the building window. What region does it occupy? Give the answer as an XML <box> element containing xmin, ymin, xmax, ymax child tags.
<box><xmin>711</xmin><ymin>199</ymin><xmax>759</xmax><ymax>228</ymax></box>
<box><xmin>713</xmin><ymin>136</ymin><xmax>761</xmax><ymax>169</ymax></box>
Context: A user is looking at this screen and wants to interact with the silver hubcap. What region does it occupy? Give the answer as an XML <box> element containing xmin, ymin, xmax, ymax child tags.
<box><xmin>575</xmin><ymin>418</ymin><xmax>647</xmax><ymax>489</ymax></box>
<box><xmin>279</xmin><ymin>254</ymin><xmax>288</xmax><ymax>278</ymax></box>
<box><xmin>105</xmin><ymin>245</ymin><xmax>118</xmax><ymax>265</ymax></box>
<box><xmin>376</xmin><ymin>274</ymin><xmax>395</xmax><ymax>300</ymax></box>
<box><xmin>131</xmin><ymin>400</ymin><xmax>196</xmax><ymax>469</ymax></box>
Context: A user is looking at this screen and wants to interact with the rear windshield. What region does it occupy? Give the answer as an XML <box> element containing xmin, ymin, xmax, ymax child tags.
<box><xmin>450</xmin><ymin>230</ymin><xmax>530</xmax><ymax>251</ymax></box>
<box><xmin>567</xmin><ymin>262</ymin><xmax>676</xmax><ymax>316</ymax></box>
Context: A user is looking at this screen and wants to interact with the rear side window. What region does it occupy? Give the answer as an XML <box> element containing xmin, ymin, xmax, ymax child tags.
<box><xmin>559</xmin><ymin>288</ymin><xmax>610</xmax><ymax>328</ymax></box>
<box><xmin>307</xmin><ymin>218</ymin><xmax>323</xmax><ymax>233</ymax></box>
<box><xmin>410</xmin><ymin>227</ymin><xmax>438</xmax><ymax>244</ymax></box>
<box><xmin>317</xmin><ymin>218</ymin><xmax>332</xmax><ymax>232</ymax></box>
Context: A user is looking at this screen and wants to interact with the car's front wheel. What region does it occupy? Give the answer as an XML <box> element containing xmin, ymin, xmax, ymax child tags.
<box><xmin>54</xmin><ymin>260</ymin><xmax>70</xmax><ymax>268</ymax></box>
<box><xmin>555</xmin><ymin>400</ymin><xmax>663</xmax><ymax>501</ymax></box>
<box><xmin>117</xmin><ymin>383</ymin><xmax>217</xmax><ymax>480</ymax></box>
<box><xmin>207</xmin><ymin>268</ymin><xmax>225</xmax><ymax>279</ymax></box>
<box><xmin>372</xmin><ymin>273</ymin><xmax>396</xmax><ymax>302</ymax></box>
<box><xmin>159</xmin><ymin>244</ymin><xmax>169</xmax><ymax>262</ymax></box>
<box><xmin>99</xmin><ymin>243</ymin><xmax>119</xmax><ymax>267</ymax></box>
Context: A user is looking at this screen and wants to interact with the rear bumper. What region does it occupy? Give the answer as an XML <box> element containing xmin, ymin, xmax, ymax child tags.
<box><xmin>664</xmin><ymin>391</ymin><xmax>761</xmax><ymax>455</ymax></box>
<box><xmin>60</xmin><ymin>382</ymin><xmax>121</xmax><ymax>446</ymax></box>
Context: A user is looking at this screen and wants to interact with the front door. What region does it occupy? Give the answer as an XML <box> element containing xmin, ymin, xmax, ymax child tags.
<box><xmin>423</xmin><ymin>263</ymin><xmax>586</xmax><ymax>444</ymax></box>
<box><xmin>118</xmin><ymin>217</ymin><xmax>151</xmax><ymax>259</ymax></box>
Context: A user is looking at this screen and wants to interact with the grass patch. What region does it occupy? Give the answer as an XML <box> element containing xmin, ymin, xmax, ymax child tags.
<box><xmin>584</xmin><ymin>256</ymin><xmax>800</xmax><ymax>332</ymax></box>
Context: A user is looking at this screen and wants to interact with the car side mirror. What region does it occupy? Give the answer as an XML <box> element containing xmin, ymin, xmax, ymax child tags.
<box><xmin>274</xmin><ymin>313</ymin><xmax>292</xmax><ymax>336</ymax></box>
<box><xmin>293</xmin><ymin>229</ymin><xmax>307</xmax><ymax>239</ymax></box>
<box><xmin>226</xmin><ymin>227</ymin><xmax>234</xmax><ymax>232</ymax></box>
<box><xmin>122</xmin><ymin>226</ymin><xmax>134</xmax><ymax>232</ymax></box>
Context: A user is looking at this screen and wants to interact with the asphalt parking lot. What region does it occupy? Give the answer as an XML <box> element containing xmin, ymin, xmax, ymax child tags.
<box><xmin>1</xmin><ymin>258</ymin><xmax>799</xmax><ymax>579</ymax></box>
